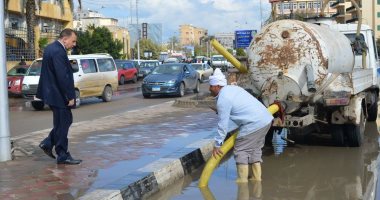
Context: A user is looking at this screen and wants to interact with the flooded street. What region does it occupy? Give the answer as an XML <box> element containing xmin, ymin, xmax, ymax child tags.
<box><xmin>149</xmin><ymin>122</ymin><xmax>380</xmax><ymax>200</ymax></box>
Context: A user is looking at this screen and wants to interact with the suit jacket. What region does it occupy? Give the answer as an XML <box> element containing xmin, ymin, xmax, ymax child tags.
<box><xmin>36</xmin><ymin>40</ymin><xmax>75</xmax><ymax>108</ymax></box>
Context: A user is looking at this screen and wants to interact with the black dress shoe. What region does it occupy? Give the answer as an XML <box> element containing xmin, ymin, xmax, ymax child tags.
<box><xmin>57</xmin><ymin>158</ymin><xmax>82</xmax><ymax>165</ymax></box>
<box><xmin>39</xmin><ymin>143</ymin><xmax>55</xmax><ymax>159</ymax></box>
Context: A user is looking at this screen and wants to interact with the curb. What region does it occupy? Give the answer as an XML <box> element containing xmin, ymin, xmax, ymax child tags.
<box><xmin>79</xmin><ymin>137</ymin><xmax>214</xmax><ymax>200</ymax></box>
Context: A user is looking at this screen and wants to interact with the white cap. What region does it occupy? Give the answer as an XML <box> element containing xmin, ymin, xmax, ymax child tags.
<box><xmin>209</xmin><ymin>68</ymin><xmax>227</xmax><ymax>86</ymax></box>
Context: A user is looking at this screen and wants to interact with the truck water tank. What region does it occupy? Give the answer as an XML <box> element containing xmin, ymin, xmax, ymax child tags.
<box><xmin>248</xmin><ymin>20</ymin><xmax>354</xmax><ymax>112</ymax></box>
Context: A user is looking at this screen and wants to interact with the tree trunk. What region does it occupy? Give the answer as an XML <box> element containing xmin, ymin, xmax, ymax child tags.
<box><xmin>25</xmin><ymin>0</ymin><xmax>36</xmax><ymax>58</ymax></box>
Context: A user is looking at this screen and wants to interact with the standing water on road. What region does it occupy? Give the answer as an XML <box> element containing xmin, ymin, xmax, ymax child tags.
<box><xmin>148</xmin><ymin>122</ymin><xmax>380</xmax><ymax>200</ymax></box>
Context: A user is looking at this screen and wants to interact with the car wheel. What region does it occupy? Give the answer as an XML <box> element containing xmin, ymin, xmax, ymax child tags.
<box><xmin>31</xmin><ymin>101</ymin><xmax>44</xmax><ymax>111</ymax></box>
<box><xmin>119</xmin><ymin>76</ymin><xmax>125</xmax><ymax>85</ymax></box>
<box><xmin>177</xmin><ymin>82</ymin><xmax>185</xmax><ymax>97</ymax></box>
<box><xmin>132</xmin><ymin>75</ymin><xmax>138</xmax><ymax>83</ymax></box>
<box><xmin>143</xmin><ymin>93</ymin><xmax>151</xmax><ymax>98</ymax></box>
<box><xmin>193</xmin><ymin>80</ymin><xmax>200</xmax><ymax>93</ymax></box>
<box><xmin>75</xmin><ymin>90</ymin><xmax>81</xmax><ymax>108</ymax></box>
<box><xmin>101</xmin><ymin>85</ymin><xmax>113</xmax><ymax>102</ymax></box>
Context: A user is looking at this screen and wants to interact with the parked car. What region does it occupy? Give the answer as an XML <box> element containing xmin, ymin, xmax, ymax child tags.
<box><xmin>7</xmin><ymin>65</ymin><xmax>30</xmax><ymax>96</ymax></box>
<box><xmin>22</xmin><ymin>54</ymin><xmax>118</xmax><ymax>110</ymax></box>
<box><xmin>141</xmin><ymin>63</ymin><xmax>200</xmax><ymax>98</ymax></box>
<box><xmin>115</xmin><ymin>60</ymin><xmax>138</xmax><ymax>84</ymax></box>
<box><xmin>138</xmin><ymin>60</ymin><xmax>160</xmax><ymax>78</ymax></box>
<box><xmin>191</xmin><ymin>63</ymin><xmax>213</xmax><ymax>82</ymax></box>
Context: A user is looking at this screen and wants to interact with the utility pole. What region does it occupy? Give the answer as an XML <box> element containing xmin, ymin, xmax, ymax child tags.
<box><xmin>136</xmin><ymin>0</ymin><xmax>140</xmax><ymax>64</ymax></box>
<box><xmin>0</xmin><ymin>0</ymin><xmax>12</xmax><ymax>162</ymax></box>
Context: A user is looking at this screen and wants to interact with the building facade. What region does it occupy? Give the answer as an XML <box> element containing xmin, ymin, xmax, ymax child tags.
<box><xmin>179</xmin><ymin>24</ymin><xmax>208</xmax><ymax>46</ymax></box>
<box><xmin>273</xmin><ymin>0</ymin><xmax>337</xmax><ymax>18</ymax></box>
<box><xmin>5</xmin><ymin>0</ymin><xmax>74</xmax><ymax>67</ymax></box>
<box><xmin>271</xmin><ymin>0</ymin><xmax>380</xmax><ymax>39</ymax></box>
<box><xmin>214</xmin><ymin>33</ymin><xmax>235</xmax><ymax>50</ymax></box>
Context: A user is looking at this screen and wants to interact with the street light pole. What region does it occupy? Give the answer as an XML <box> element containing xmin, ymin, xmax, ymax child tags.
<box><xmin>136</xmin><ymin>0</ymin><xmax>140</xmax><ymax>63</ymax></box>
<box><xmin>0</xmin><ymin>0</ymin><xmax>12</xmax><ymax>162</ymax></box>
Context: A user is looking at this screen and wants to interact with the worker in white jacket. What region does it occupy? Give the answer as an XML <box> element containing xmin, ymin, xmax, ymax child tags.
<box><xmin>209</xmin><ymin>68</ymin><xmax>273</xmax><ymax>182</ymax></box>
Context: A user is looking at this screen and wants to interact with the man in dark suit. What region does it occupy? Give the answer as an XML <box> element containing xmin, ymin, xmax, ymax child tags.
<box><xmin>37</xmin><ymin>28</ymin><xmax>82</xmax><ymax>165</ymax></box>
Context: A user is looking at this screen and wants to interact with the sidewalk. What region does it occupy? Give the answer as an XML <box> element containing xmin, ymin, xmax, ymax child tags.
<box><xmin>0</xmin><ymin>101</ymin><xmax>217</xmax><ymax>200</ymax></box>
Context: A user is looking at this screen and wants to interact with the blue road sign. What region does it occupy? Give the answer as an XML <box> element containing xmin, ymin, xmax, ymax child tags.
<box><xmin>235</xmin><ymin>30</ymin><xmax>257</xmax><ymax>48</ymax></box>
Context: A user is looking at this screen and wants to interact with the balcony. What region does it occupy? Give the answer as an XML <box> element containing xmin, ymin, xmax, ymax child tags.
<box><xmin>331</xmin><ymin>12</ymin><xmax>346</xmax><ymax>18</ymax></box>
<box><xmin>346</xmin><ymin>17</ymin><xmax>359</xmax><ymax>23</ymax></box>
<box><xmin>346</xmin><ymin>4</ymin><xmax>362</xmax><ymax>14</ymax></box>
<box><xmin>330</xmin><ymin>0</ymin><xmax>345</xmax><ymax>9</ymax></box>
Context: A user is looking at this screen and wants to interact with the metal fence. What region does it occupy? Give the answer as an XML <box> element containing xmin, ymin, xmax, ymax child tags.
<box><xmin>5</xmin><ymin>26</ymin><xmax>60</xmax><ymax>61</ymax></box>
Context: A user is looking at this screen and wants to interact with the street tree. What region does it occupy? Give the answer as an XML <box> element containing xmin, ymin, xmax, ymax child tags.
<box><xmin>5</xmin><ymin>0</ymin><xmax>82</xmax><ymax>58</ymax></box>
<box><xmin>236</xmin><ymin>48</ymin><xmax>246</xmax><ymax>57</ymax></box>
<box><xmin>134</xmin><ymin>39</ymin><xmax>161</xmax><ymax>60</ymax></box>
<box><xmin>77</xmin><ymin>26</ymin><xmax>123</xmax><ymax>59</ymax></box>
<box><xmin>167</xmin><ymin>36</ymin><xmax>179</xmax><ymax>52</ymax></box>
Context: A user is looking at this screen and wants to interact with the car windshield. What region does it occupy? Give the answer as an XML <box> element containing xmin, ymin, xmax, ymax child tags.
<box><xmin>7</xmin><ymin>66</ymin><xmax>28</xmax><ymax>76</ymax></box>
<box><xmin>151</xmin><ymin>65</ymin><xmax>181</xmax><ymax>75</ymax></box>
<box><xmin>141</xmin><ymin>62</ymin><xmax>157</xmax><ymax>68</ymax></box>
<box><xmin>27</xmin><ymin>61</ymin><xmax>42</xmax><ymax>76</ymax></box>
<box><xmin>192</xmin><ymin>64</ymin><xmax>203</xmax><ymax>70</ymax></box>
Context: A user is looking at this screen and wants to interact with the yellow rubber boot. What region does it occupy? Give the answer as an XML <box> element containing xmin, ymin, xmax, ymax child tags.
<box><xmin>249</xmin><ymin>162</ymin><xmax>262</xmax><ymax>181</ymax></box>
<box><xmin>236</xmin><ymin>164</ymin><xmax>249</xmax><ymax>183</ymax></box>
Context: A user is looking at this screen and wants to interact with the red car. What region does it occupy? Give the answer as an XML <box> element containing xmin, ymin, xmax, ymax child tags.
<box><xmin>115</xmin><ymin>60</ymin><xmax>138</xmax><ymax>85</ymax></box>
<box><xmin>7</xmin><ymin>65</ymin><xmax>30</xmax><ymax>96</ymax></box>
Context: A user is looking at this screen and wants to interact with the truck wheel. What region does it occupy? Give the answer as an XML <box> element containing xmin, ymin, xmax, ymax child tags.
<box><xmin>331</xmin><ymin>125</ymin><xmax>345</xmax><ymax>146</ymax></box>
<box><xmin>102</xmin><ymin>86</ymin><xmax>113</xmax><ymax>102</ymax></box>
<box><xmin>346</xmin><ymin>110</ymin><xmax>365</xmax><ymax>147</ymax></box>
<box><xmin>31</xmin><ymin>101</ymin><xmax>44</xmax><ymax>111</ymax></box>
<box><xmin>367</xmin><ymin>95</ymin><xmax>378</xmax><ymax>121</ymax></box>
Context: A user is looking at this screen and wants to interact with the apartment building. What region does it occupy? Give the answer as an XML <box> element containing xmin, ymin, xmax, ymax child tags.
<box><xmin>5</xmin><ymin>0</ymin><xmax>74</xmax><ymax>67</ymax></box>
<box><xmin>273</xmin><ymin>0</ymin><xmax>337</xmax><ymax>19</ymax></box>
<box><xmin>179</xmin><ymin>24</ymin><xmax>208</xmax><ymax>46</ymax></box>
<box><xmin>214</xmin><ymin>33</ymin><xmax>235</xmax><ymax>50</ymax></box>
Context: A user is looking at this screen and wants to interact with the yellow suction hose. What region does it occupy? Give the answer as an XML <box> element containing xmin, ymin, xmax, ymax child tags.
<box><xmin>198</xmin><ymin>104</ymin><xmax>279</xmax><ymax>187</ymax></box>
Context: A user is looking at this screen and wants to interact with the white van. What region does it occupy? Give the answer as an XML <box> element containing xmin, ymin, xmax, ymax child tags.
<box><xmin>22</xmin><ymin>54</ymin><xmax>118</xmax><ymax>110</ymax></box>
<box><xmin>211</xmin><ymin>55</ymin><xmax>232</xmax><ymax>72</ymax></box>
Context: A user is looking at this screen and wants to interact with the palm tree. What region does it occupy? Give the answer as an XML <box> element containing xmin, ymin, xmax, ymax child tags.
<box><xmin>5</xmin><ymin>0</ymin><xmax>81</xmax><ymax>58</ymax></box>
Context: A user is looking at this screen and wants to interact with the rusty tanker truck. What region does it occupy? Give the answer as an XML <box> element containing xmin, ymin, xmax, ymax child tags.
<box><xmin>213</xmin><ymin>17</ymin><xmax>379</xmax><ymax>147</ymax></box>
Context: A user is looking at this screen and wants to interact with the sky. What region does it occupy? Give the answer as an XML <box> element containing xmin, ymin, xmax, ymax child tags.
<box><xmin>76</xmin><ymin>0</ymin><xmax>272</xmax><ymax>42</ymax></box>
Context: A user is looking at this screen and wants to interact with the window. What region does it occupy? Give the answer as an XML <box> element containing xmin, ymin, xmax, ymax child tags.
<box><xmin>344</xmin><ymin>33</ymin><xmax>366</xmax><ymax>55</ymax></box>
<box><xmin>292</xmin><ymin>3</ymin><xmax>297</xmax><ymax>9</ymax></box>
<box><xmin>378</xmin><ymin>0</ymin><xmax>380</xmax><ymax>5</ymax></box>
<box><xmin>299</xmin><ymin>2</ymin><xmax>306</xmax><ymax>9</ymax></box>
<box><xmin>283</xmin><ymin>3</ymin><xmax>290</xmax><ymax>9</ymax></box>
<box><xmin>378</xmin><ymin>12</ymin><xmax>380</xmax><ymax>18</ymax></box>
<box><xmin>378</xmin><ymin>25</ymin><xmax>380</xmax><ymax>31</ymax></box>
<box><xmin>97</xmin><ymin>58</ymin><xmax>115</xmax><ymax>72</ymax></box>
<box><xmin>308</xmin><ymin>2</ymin><xmax>313</xmax><ymax>8</ymax></box>
<box><xmin>80</xmin><ymin>59</ymin><xmax>97</xmax><ymax>74</ymax></box>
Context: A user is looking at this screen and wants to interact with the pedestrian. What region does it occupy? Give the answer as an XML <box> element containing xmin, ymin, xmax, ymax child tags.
<box><xmin>209</xmin><ymin>68</ymin><xmax>273</xmax><ymax>182</ymax></box>
<box><xmin>36</xmin><ymin>28</ymin><xmax>82</xmax><ymax>165</ymax></box>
